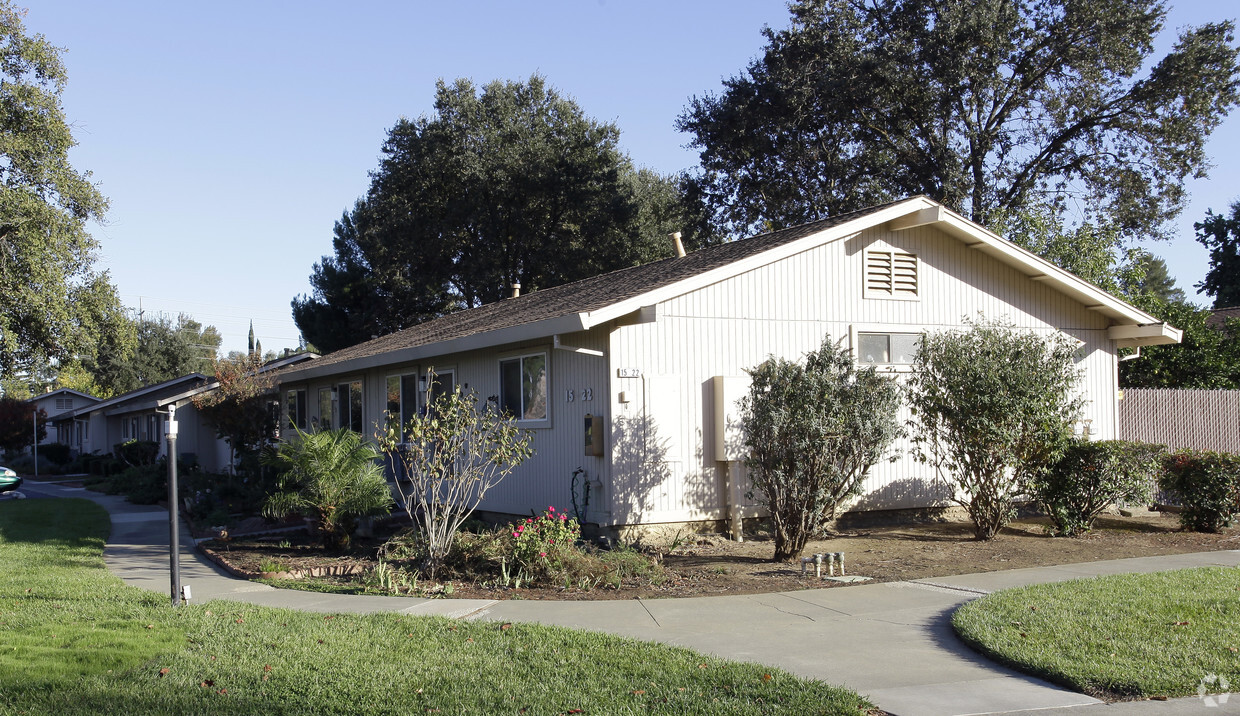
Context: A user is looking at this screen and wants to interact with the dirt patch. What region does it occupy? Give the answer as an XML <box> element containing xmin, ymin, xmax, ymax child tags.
<box><xmin>199</xmin><ymin>510</ymin><xmax>1240</xmax><ymax>601</ymax></box>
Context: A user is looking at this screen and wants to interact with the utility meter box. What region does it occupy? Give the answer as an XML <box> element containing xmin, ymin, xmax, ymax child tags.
<box><xmin>584</xmin><ymin>413</ymin><xmax>605</xmax><ymax>456</ymax></box>
<box><xmin>712</xmin><ymin>376</ymin><xmax>749</xmax><ymax>462</ymax></box>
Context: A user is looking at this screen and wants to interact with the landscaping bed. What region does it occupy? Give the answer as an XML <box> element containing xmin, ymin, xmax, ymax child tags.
<box><xmin>198</xmin><ymin>510</ymin><xmax>1240</xmax><ymax>600</ymax></box>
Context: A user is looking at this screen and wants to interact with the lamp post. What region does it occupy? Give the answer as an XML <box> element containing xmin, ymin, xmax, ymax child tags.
<box><xmin>165</xmin><ymin>403</ymin><xmax>181</xmax><ymax>608</ymax></box>
<box><xmin>32</xmin><ymin>408</ymin><xmax>38</xmax><ymax>479</ymax></box>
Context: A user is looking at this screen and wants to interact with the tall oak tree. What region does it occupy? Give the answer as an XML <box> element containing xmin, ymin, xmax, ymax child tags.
<box><xmin>678</xmin><ymin>0</ymin><xmax>1240</xmax><ymax>240</ymax></box>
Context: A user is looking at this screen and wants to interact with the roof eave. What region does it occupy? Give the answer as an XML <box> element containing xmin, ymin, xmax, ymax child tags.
<box><xmin>1108</xmin><ymin>323</ymin><xmax>1184</xmax><ymax>347</ymax></box>
<box><xmin>278</xmin><ymin>313</ymin><xmax>590</xmax><ymax>384</ymax></box>
<box><xmin>927</xmin><ymin>210</ymin><xmax>1169</xmax><ymax>328</ymax></box>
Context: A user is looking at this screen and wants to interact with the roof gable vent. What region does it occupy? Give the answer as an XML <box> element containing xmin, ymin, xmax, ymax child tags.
<box><xmin>865</xmin><ymin>249</ymin><xmax>919</xmax><ymax>299</ymax></box>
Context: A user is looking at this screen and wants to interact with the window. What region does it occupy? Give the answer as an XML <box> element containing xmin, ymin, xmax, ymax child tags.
<box><xmin>865</xmin><ymin>249</ymin><xmax>919</xmax><ymax>298</ymax></box>
<box><xmin>317</xmin><ymin>388</ymin><xmax>333</xmax><ymax>431</ymax></box>
<box><xmin>500</xmin><ymin>353</ymin><xmax>548</xmax><ymax>422</ymax></box>
<box><xmin>286</xmin><ymin>389</ymin><xmax>307</xmax><ymax>431</ymax></box>
<box><xmin>385</xmin><ymin>373</ymin><xmax>420</xmax><ymax>434</ymax></box>
<box><xmin>55</xmin><ymin>397</ymin><xmax>73</xmax><ymax>410</ymax></box>
<box><xmin>857</xmin><ymin>332</ymin><xmax>920</xmax><ymax>365</ymax></box>
<box><xmin>424</xmin><ymin>370</ymin><xmax>456</xmax><ymax>417</ymax></box>
<box><xmin>336</xmin><ymin>381</ymin><xmax>363</xmax><ymax>432</ymax></box>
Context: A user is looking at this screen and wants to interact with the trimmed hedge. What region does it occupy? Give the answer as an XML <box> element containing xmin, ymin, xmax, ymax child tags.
<box><xmin>1159</xmin><ymin>450</ymin><xmax>1240</xmax><ymax>532</ymax></box>
<box><xmin>1032</xmin><ymin>439</ymin><xmax>1163</xmax><ymax>536</ymax></box>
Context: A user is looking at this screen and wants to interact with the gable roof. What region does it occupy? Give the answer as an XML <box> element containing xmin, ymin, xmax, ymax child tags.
<box><xmin>27</xmin><ymin>388</ymin><xmax>99</xmax><ymax>405</ymax></box>
<box><xmin>280</xmin><ymin>197</ymin><xmax>1180</xmax><ymax>382</ymax></box>
<box><xmin>54</xmin><ymin>374</ymin><xmax>210</xmax><ymax>423</ymax></box>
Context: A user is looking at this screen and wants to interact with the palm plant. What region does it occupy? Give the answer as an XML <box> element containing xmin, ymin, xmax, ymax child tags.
<box><xmin>263</xmin><ymin>428</ymin><xmax>393</xmax><ymax>549</ymax></box>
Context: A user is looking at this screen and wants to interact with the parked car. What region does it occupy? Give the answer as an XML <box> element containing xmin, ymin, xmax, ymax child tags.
<box><xmin>0</xmin><ymin>466</ymin><xmax>21</xmax><ymax>494</ymax></box>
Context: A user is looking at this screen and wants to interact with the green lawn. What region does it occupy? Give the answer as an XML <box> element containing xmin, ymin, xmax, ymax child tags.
<box><xmin>1</xmin><ymin>499</ymin><xmax>872</xmax><ymax>715</ymax></box>
<box><xmin>953</xmin><ymin>567</ymin><xmax>1240</xmax><ymax>700</ymax></box>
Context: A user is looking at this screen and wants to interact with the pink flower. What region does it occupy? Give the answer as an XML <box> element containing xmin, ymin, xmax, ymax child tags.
<box><xmin>548</xmin><ymin>506</ymin><xmax>555</xmax><ymax>512</ymax></box>
<box><xmin>516</xmin><ymin>524</ymin><xmax>523</xmax><ymax>532</ymax></box>
<box><xmin>560</xmin><ymin>514</ymin><xmax>567</xmax><ymax>520</ymax></box>
<box><xmin>512</xmin><ymin>532</ymin><xmax>519</xmax><ymax>538</ymax></box>
<box><xmin>548</xmin><ymin>539</ymin><xmax>554</xmax><ymax>544</ymax></box>
<box><xmin>539</xmin><ymin>552</ymin><xmax>546</xmax><ymax>557</ymax></box>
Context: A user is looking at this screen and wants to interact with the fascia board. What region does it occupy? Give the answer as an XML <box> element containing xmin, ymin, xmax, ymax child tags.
<box><xmin>157</xmin><ymin>382</ymin><xmax>222</xmax><ymax>407</ymax></box>
<box><xmin>278</xmin><ymin>314</ymin><xmax>590</xmax><ymax>385</ymax></box>
<box><xmin>83</xmin><ymin>374</ymin><xmax>209</xmax><ymax>415</ymax></box>
<box><xmin>104</xmin><ymin>400</ymin><xmax>162</xmax><ymax>417</ymax></box>
<box><xmin>1109</xmin><ymin>323</ymin><xmax>1184</xmax><ymax>347</ymax></box>
<box><xmin>582</xmin><ymin>197</ymin><xmax>938</xmax><ymax>328</ymax></box>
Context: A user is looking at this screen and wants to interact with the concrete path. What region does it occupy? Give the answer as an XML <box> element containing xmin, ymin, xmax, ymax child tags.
<box><xmin>17</xmin><ymin>479</ymin><xmax>1240</xmax><ymax>716</ymax></box>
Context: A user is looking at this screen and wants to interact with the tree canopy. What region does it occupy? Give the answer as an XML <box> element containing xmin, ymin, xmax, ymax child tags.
<box><xmin>1119</xmin><ymin>297</ymin><xmax>1240</xmax><ymax>389</ymax></box>
<box><xmin>0</xmin><ymin>2</ymin><xmax>129</xmax><ymax>376</ymax></box>
<box><xmin>1195</xmin><ymin>201</ymin><xmax>1240</xmax><ymax>308</ymax></box>
<box><xmin>294</xmin><ymin>76</ymin><xmax>713</xmax><ymax>354</ymax></box>
<box><xmin>677</xmin><ymin>0</ymin><xmax>1240</xmax><ymax>240</ymax></box>
<box><xmin>85</xmin><ymin>314</ymin><xmax>220</xmax><ymax>394</ymax></box>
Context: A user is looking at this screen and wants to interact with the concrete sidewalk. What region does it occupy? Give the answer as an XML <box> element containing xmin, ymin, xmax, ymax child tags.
<box><xmin>20</xmin><ymin>480</ymin><xmax>1240</xmax><ymax>716</ymax></box>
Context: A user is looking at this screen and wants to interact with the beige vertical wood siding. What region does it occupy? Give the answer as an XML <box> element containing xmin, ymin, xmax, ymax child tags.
<box><xmin>1118</xmin><ymin>389</ymin><xmax>1240</xmax><ymax>452</ymax></box>
<box><xmin>288</xmin><ymin>329</ymin><xmax>612</xmax><ymax>523</ymax></box>
<box><xmin>607</xmin><ymin>224</ymin><xmax>1120</xmax><ymax>525</ymax></box>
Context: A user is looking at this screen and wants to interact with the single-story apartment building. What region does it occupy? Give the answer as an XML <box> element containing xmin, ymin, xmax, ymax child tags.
<box><xmin>28</xmin><ymin>388</ymin><xmax>100</xmax><ymax>453</ymax></box>
<box><xmin>273</xmin><ymin>196</ymin><xmax>1181</xmax><ymax>534</ymax></box>
<box><xmin>54</xmin><ymin>353</ymin><xmax>317</xmax><ymax>472</ymax></box>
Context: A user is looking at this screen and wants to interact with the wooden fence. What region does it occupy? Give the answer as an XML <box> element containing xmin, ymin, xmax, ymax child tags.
<box><xmin>1118</xmin><ymin>388</ymin><xmax>1240</xmax><ymax>453</ymax></box>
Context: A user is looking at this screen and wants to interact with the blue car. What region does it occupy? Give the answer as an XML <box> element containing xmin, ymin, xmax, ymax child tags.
<box><xmin>0</xmin><ymin>466</ymin><xmax>21</xmax><ymax>494</ymax></box>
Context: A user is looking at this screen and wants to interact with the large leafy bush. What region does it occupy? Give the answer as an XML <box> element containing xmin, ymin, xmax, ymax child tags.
<box><xmin>741</xmin><ymin>336</ymin><xmax>903</xmax><ymax>562</ymax></box>
<box><xmin>1160</xmin><ymin>450</ymin><xmax>1240</xmax><ymax>532</ymax></box>
<box><xmin>907</xmin><ymin>318</ymin><xmax>1083</xmax><ymax>539</ymax></box>
<box><xmin>1032</xmin><ymin>440</ymin><xmax>1162</xmax><ymax>536</ymax></box>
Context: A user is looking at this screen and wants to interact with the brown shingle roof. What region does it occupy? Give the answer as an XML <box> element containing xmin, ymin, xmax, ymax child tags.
<box><xmin>296</xmin><ymin>200</ymin><xmax>909</xmax><ymax>374</ymax></box>
<box><xmin>1206</xmin><ymin>306</ymin><xmax>1240</xmax><ymax>329</ymax></box>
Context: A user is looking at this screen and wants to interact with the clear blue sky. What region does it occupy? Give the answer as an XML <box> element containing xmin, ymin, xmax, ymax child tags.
<box><xmin>24</xmin><ymin>1</ymin><xmax>1240</xmax><ymax>356</ymax></box>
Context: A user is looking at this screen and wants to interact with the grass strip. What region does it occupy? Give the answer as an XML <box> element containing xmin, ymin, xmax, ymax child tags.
<box><xmin>953</xmin><ymin>567</ymin><xmax>1240</xmax><ymax>700</ymax></box>
<box><xmin>2</xmin><ymin>499</ymin><xmax>872</xmax><ymax>715</ymax></box>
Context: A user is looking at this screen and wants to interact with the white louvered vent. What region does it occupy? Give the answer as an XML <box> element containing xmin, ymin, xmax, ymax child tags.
<box><xmin>865</xmin><ymin>250</ymin><xmax>918</xmax><ymax>298</ymax></box>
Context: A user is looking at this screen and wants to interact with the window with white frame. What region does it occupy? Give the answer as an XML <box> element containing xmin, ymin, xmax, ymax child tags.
<box><xmin>286</xmin><ymin>389</ymin><xmax>308</xmax><ymax>431</ymax></box>
<box><xmin>864</xmin><ymin>249</ymin><xmax>919</xmax><ymax>299</ymax></box>
<box><xmin>385</xmin><ymin>373</ymin><xmax>420</xmax><ymax>435</ymax></box>
<box><xmin>336</xmin><ymin>381</ymin><xmax>363</xmax><ymax>432</ymax></box>
<box><xmin>856</xmin><ymin>332</ymin><xmax>921</xmax><ymax>366</ymax></box>
<box><xmin>316</xmin><ymin>387</ymin><xmax>333</xmax><ymax>431</ymax></box>
<box><xmin>499</xmin><ymin>353</ymin><xmax>548</xmax><ymax>422</ymax></box>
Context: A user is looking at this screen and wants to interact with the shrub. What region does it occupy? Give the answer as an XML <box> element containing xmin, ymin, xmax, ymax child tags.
<box><xmin>263</xmin><ymin>428</ymin><xmax>394</xmax><ymax>549</ymax></box>
<box><xmin>105</xmin><ymin>465</ymin><xmax>166</xmax><ymax>505</ymax></box>
<box><xmin>907</xmin><ymin>317</ymin><xmax>1084</xmax><ymax>540</ymax></box>
<box><xmin>113</xmin><ymin>440</ymin><xmax>159</xmax><ymax>467</ymax></box>
<box><xmin>1160</xmin><ymin>450</ymin><xmax>1240</xmax><ymax>532</ymax></box>
<box><xmin>509</xmin><ymin>506</ymin><xmax>582</xmax><ymax>578</ymax></box>
<box><xmin>377</xmin><ymin>376</ymin><xmax>534</xmax><ymax>576</ymax></box>
<box><xmin>39</xmin><ymin>442</ymin><xmax>72</xmax><ymax>465</ymax></box>
<box><xmin>741</xmin><ymin>335</ymin><xmax>903</xmax><ymax>562</ymax></box>
<box><xmin>1031</xmin><ymin>440</ymin><xmax>1163</xmax><ymax>536</ymax></box>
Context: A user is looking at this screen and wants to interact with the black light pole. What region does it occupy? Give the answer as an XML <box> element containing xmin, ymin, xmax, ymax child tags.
<box><xmin>166</xmin><ymin>403</ymin><xmax>181</xmax><ymax>608</ymax></box>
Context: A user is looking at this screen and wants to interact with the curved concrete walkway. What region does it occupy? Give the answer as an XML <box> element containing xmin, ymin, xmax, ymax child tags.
<box><xmin>19</xmin><ymin>479</ymin><xmax>1240</xmax><ymax>716</ymax></box>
